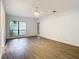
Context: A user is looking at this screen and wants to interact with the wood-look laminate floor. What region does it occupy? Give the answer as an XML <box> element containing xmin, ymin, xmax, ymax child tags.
<box><xmin>2</xmin><ymin>37</ymin><xmax>79</xmax><ymax>59</ymax></box>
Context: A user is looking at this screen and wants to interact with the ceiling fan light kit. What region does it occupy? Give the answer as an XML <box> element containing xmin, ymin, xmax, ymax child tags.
<box><xmin>34</xmin><ymin>11</ymin><xmax>40</xmax><ymax>16</ymax></box>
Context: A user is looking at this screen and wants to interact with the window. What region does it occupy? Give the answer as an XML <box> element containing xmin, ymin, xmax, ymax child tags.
<box><xmin>9</xmin><ymin>21</ymin><xmax>26</xmax><ymax>36</ymax></box>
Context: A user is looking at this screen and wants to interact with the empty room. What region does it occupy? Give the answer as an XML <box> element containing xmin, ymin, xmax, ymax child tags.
<box><xmin>0</xmin><ymin>0</ymin><xmax>79</xmax><ymax>59</ymax></box>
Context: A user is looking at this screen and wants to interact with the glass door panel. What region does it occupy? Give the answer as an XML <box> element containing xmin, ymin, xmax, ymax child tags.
<box><xmin>9</xmin><ymin>21</ymin><xmax>18</xmax><ymax>36</ymax></box>
<box><xmin>19</xmin><ymin>22</ymin><xmax>26</xmax><ymax>35</ymax></box>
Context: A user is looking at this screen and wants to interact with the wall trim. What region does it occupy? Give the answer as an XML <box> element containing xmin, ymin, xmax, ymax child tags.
<box><xmin>40</xmin><ymin>36</ymin><xmax>79</xmax><ymax>48</ymax></box>
<box><xmin>6</xmin><ymin>35</ymin><xmax>37</xmax><ymax>40</ymax></box>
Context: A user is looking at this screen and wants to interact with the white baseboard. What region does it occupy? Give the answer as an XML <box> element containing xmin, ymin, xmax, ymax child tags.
<box><xmin>0</xmin><ymin>45</ymin><xmax>5</xmax><ymax>59</ymax></box>
<box><xmin>40</xmin><ymin>35</ymin><xmax>79</xmax><ymax>47</ymax></box>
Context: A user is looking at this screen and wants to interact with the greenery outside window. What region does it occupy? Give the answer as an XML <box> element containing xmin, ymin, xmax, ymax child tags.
<box><xmin>9</xmin><ymin>21</ymin><xmax>26</xmax><ymax>36</ymax></box>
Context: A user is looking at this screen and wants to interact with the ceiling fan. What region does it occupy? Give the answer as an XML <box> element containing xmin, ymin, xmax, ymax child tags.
<box><xmin>34</xmin><ymin>6</ymin><xmax>57</xmax><ymax>17</ymax></box>
<box><xmin>34</xmin><ymin>7</ymin><xmax>40</xmax><ymax>16</ymax></box>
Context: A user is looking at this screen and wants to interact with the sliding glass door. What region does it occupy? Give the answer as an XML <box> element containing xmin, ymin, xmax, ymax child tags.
<box><xmin>9</xmin><ymin>21</ymin><xmax>18</xmax><ymax>36</ymax></box>
<box><xmin>19</xmin><ymin>22</ymin><xmax>26</xmax><ymax>35</ymax></box>
<box><xmin>9</xmin><ymin>21</ymin><xmax>26</xmax><ymax>36</ymax></box>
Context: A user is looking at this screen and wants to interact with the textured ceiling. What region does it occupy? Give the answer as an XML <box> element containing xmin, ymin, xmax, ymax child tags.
<box><xmin>4</xmin><ymin>0</ymin><xmax>79</xmax><ymax>18</ymax></box>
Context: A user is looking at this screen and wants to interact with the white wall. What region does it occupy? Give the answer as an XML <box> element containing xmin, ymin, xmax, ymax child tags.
<box><xmin>39</xmin><ymin>8</ymin><xmax>79</xmax><ymax>47</ymax></box>
<box><xmin>6</xmin><ymin>15</ymin><xmax>37</xmax><ymax>38</ymax></box>
<box><xmin>0</xmin><ymin>0</ymin><xmax>6</xmax><ymax>58</ymax></box>
<box><xmin>0</xmin><ymin>0</ymin><xmax>6</xmax><ymax>46</ymax></box>
<box><xmin>0</xmin><ymin>0</ymin><xmax>1</xmax><ymax>45</ymax></box>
